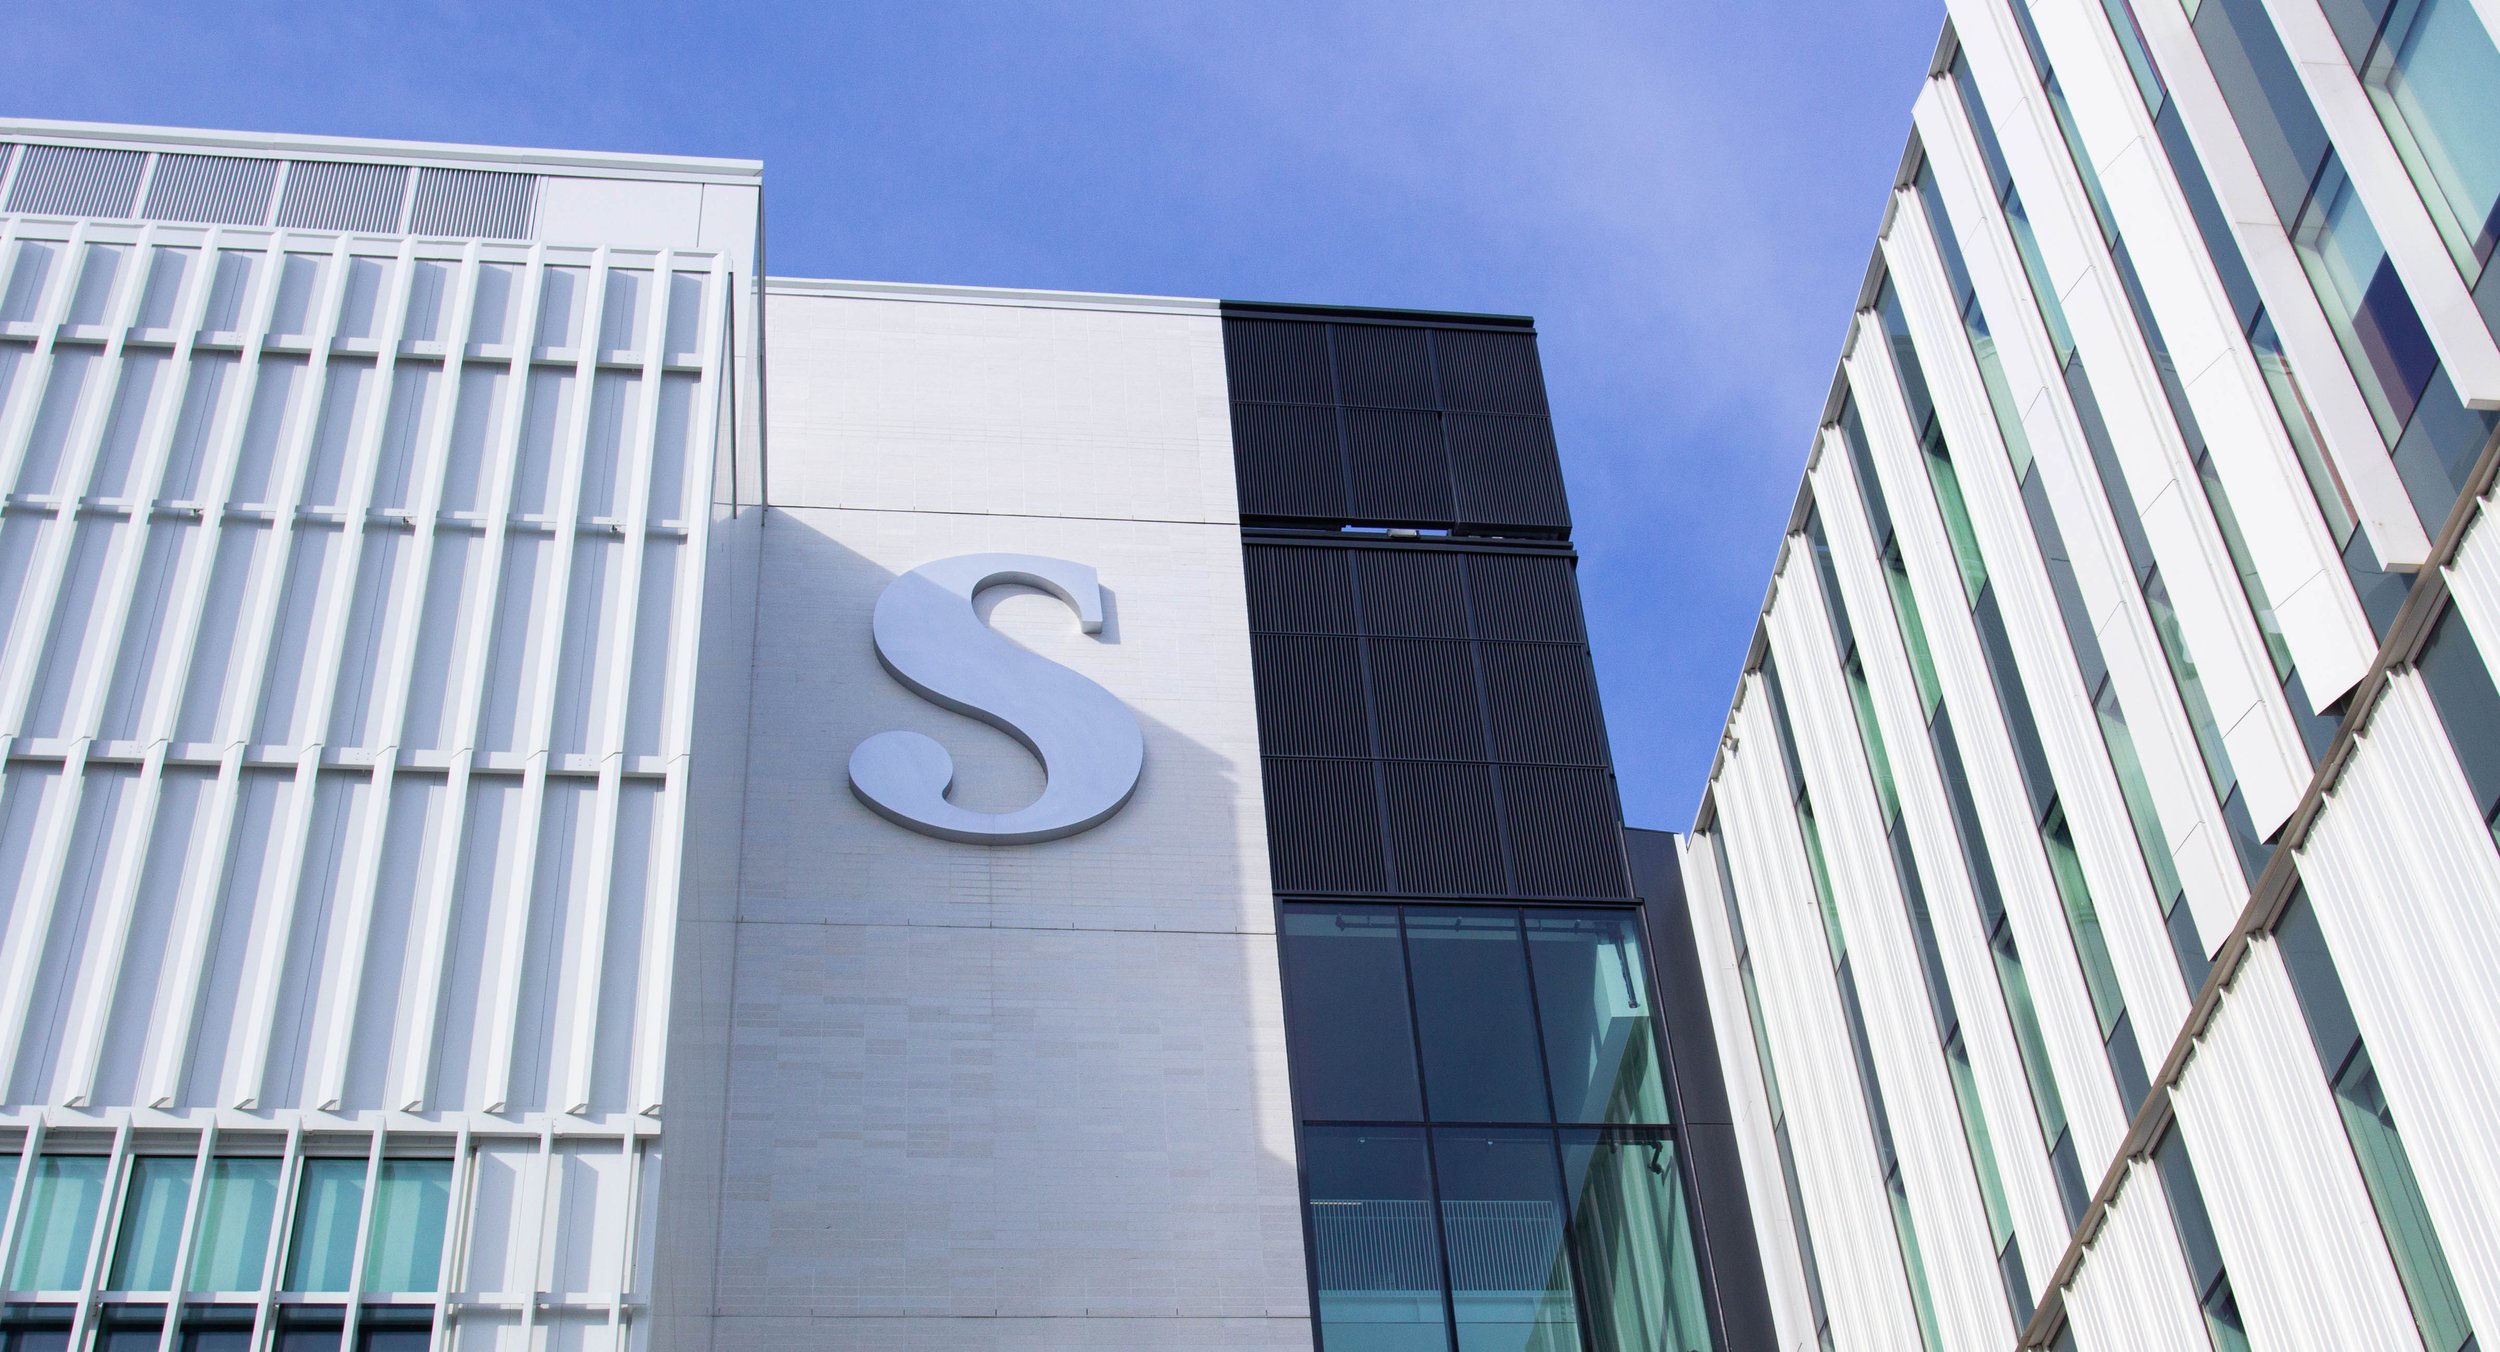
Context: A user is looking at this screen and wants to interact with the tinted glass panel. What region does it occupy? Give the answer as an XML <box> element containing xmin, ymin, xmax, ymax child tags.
<box><xmin>1559</xmin><ymin>1132</ymin><xmax>1710</xmax><ymax>1352</ymax></box>
<box><xmin>283</xmin><ymin>1160</ymin><xmax>365</xmax><ymax>1292</ymax></box>
<box><xmin>188</xmin><ymin>1159</ymin><xmax>280</xmax><ymax>1292</ymax></box>
<box><xmin>1408</xmin><ymin>909</ymin><xmax>1550</xmax><ymax>1122</ymax></box>
<box><xmin>1304</xmin><ymin>1126</ymin><xmax>1451</xmax><ymax>1352</ymax></box>
<box><xmin>9</xmin><ymin>1156</ymin><xmax>108</xmax><ymax>1290</ymax></box>
<box><xmin>362</xmin><ymin>1161</ymin><xmax>450</xmax><ymax>1293</ymax></box>
<box><xmin>1283</xmin><ymin>905</ymin><xmax>1426</xmax><ymax>1121</ymax></box>
<box><xmin>109</xmin><ymin>1158</ymin><xmax>192</xmax><ymax>1291</ymax></box>
<box><xmin>1525</xmin><ymin>911</ymin><xmax>1670</xmax><ymax>1124</ymax></box>
<box><xmin>1433</xmin><ymin>1129</ymin><xmax>1582</xmax><ymax>1352</ymax></box>
<box><xmin>2416</xmin><ymin>606</ymin><xmax>2500</xmax><ymax>822</ymax></box>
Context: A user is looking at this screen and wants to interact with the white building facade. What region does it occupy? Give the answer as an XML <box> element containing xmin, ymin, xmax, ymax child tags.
<box><xmin>0</xmin><ymin>118</ymin><xmax>1769</xmax><ymax>1352</ymax></box>
<box><xmin>1682</xmin><ymin>0</ymin><xmax>2500</xmax><ymax>1349</ymax></box>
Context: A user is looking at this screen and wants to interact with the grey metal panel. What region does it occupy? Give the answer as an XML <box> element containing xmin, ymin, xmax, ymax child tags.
<box><xmin>1382</xmin><ymin>761</ymin><xmax>1506</xmax><ymax>893</ymax></box>
<box><xmin>273</xmin><ymin>159</ymin><xmax>408</xmax><ymax>233</ymax></box>
<box><xmin>1249</xmin><ymin>635</ymin><xmax>1370</xmax><ymax>758</ymax></box>
<box><xmin>1245</xmin><ymin>544</ymin><xmax>1356</xmax><ymax>634</ymax></box>
<box><xmin>5</xmin><ymin>144</ymin><xmax>145</xmax><ymax>218</ymax></box>
<box><xmin>140</xmin><ymin>153</ymin><xmax>279</xmax><ymax>226</ymax></box>
<box><xmin>407</xmin><ymin>166</ymin><xmax>535</xmax><ymax>240</ymax></box>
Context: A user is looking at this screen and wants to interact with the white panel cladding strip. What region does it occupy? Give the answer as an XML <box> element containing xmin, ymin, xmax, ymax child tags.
<box><xmin>1767</xmin><ymin>526</ymin><xmax>2013</xmax><ymax>1352</ymax></box>
<box><xmin>1951</xmin><ymin>0</ymin><xmax>2312</xmax><ymax>835</ymax></box>
<box><xmin>1844</xmin><ymin>292</ymin><xmax>2135</xmax><ymax>1171</ymax></box>
<box><xmin>1810</xmin><ymin>429</ymin><xmax>2075</xmax><ymax>1281</ymax></box>
<box><xmin>2026</xmin><ymin>0</ymin><xmax>2376</xmax><ymax>701</ymax></box>
<box><xmin>2122</xmin><ymin>0</ymin><xmax>2433</xmax><ymax>563</ymax></box>
<box><xmin>2260</xmin><ymin>0</ymin><xmax>2500</xmax><ymax>404</ymax></box>
<box><xmin>1719</xmin><ymin>673</ymin><xmax>1927</xmax><ymax>1350</ymax></box>
<box><xmin>0</xmin><ymin>217</ymin><xmax>725</xmax><ymax>1121</ymax></box>
<box><xmin>1679</xmin><ymin>828</ymin><xmax>1823</xmax><ymax>1349</ymax></box>
<box><xmin>2297</xmin><ymin>671</ymin><xmax>2500</xmax><ymax>1337</ymax></box>
<box><xmin>0</xmin><ymin>222</ymin><xmax>156</xmax><ymax>1085</ymax></box>
<box><xmin>1914</xmin><ymin>80</ymin><xmax>2249</xmax><ymax>947</ymax></box>
<box><xmin>2169</xmin><ymin>940</ymin><xmax>2423</xmax><ymax>1350</ymax></box>
<box><xmin>2058</xmin><ymin>1158</ymin><xmax>2213</xmax><ymax>1351</ymax></box>
<box><xmin>1878</xmin><ymin>186</ymin><xmax>2174</xmax><ymax>1157</ymax></box>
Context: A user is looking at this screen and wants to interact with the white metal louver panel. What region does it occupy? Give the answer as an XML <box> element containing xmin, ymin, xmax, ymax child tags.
<box><xmin>274</xmin><ymin>159</ymin><xmax>409</xmax><ymax>234</ymax></box>
<box><xmin>140</xmin><ymin>152</ymin><xmax>280</xmax><ymax>227</ymax></box>
<box><xmin>408</xmin><ymin>166</ymin><xmax>535</xmax><ymax>241</ymax></box>
<box><xmin>4</xmin><ymin>145</ymin><xmax>146</xmax><ymax>218</ymax></box>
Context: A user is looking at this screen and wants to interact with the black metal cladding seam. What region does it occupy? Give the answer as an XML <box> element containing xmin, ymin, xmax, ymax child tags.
<box><xmin>1346</xmin><ymin>408</ymin><xmax>1454</xmax><ymax>521</ymax></box>
<box><xmin>1330</xmin><ymin>322</ymin><xmax>1436</xmax><ymax>408</ymax></box>
<box><xmin>1463</xmin><ymin>552</ymin><xmax>1583</xmax><ymax>642</ymax></box>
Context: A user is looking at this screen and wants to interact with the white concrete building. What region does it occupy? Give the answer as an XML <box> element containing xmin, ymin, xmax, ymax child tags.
<box><xmin>1682</xmin><ymin>0</ymin><xmax>2500</xmax><ymax>1348</ymax></box>
<box><xmin>0</xmin><ymin>119</ymin><xmax>1763</xmax><ymax>1352</ymax></box>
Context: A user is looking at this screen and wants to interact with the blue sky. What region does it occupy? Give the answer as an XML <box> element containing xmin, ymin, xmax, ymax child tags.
<box><xmin>16</xmin><ymin>1</ymin><xmax>1942</xmax><ymax>830</ymax></box>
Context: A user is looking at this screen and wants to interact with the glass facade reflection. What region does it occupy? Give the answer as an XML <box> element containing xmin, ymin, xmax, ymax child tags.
<box><xmin>1283</xmin><ymin>903</ymin><xmax>1711</xmax><ymax>1352</ymax></box>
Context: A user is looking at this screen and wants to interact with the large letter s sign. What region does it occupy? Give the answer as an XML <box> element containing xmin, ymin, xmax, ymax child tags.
<box><xmin>847</xmin><ymin>554</ymin><xmax>1144</xmax><ymax>844</ymax></box>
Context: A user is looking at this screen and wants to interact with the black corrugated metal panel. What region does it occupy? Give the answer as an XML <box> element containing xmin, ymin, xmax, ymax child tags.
<box><xmin>1499</xmin><ymin>765</ymin><xmax>1631</xmax><ymax>897</ymax></box>
<box><xmin>1463</xmin><ymin>553</ymin><xmax>1584</xmax><ymax>642</ymax></box>
<box><xmin>1332</xmin><ymin>323</ymin><xmax>1436</xmax><ymax>408</ymax></box>
<box><xmin>1431</xmin><ymin>328</ymin><xmax>1550</xmax><ymax>415</ymax></box>
<box><xmin>1232</xmin><ymin>402</ymin><xmax>1346</xmax><ymax>520</ymax></box>
<box><xmin>1250</xmin><ymin>635</ymin><xmax>1370</xmax><ymax>758</ymax></box>
<box><xmin>1364</xmin><ymin>639</ymin><xmax>1485</xmax><ymax>761</ymax></box>
<box><xmin>1263</xmin><ymin>758</ymin><xmax>1390</xmax><ymax>892</ymax></box>
<box><xmin>1353</xmin><ymin>550</ymin><xmax>1468</xmax><ymax>637</ymax></box>
<box><xmin>1222</xmin><ymin>305</ymin><xmax>1567</xmax><ymax>539</ymax></box>
<box><xmin>1344</xmin><ymin>409</ymin><xmax>1453</xmax><ymax>522</ymax></box>
<box><xmin>1224</xmin><ymin>316</ymin><xmax>1335</xmax><ymax>403</ymax></box>
<box><xmin>1245</xmin><ymin>544</ymin><xmax>1356</xmax><ymax>634</ymax></box>
<box><xmin>6</xmin><ymin>145</ymin><xmax>145</xmax><ymax>218</ymax></box>
<box><xmin>1448</xmin><ymin>414</ymin><xmax>1571</xmax><ymax>532</ymax></box>
<box><xmin>1480</xmin><ymin>643</ymin><xmax>1607</xmax><ymax>765</ymax></box>
<box><xmin>1380</xmin><ymin>762</ymin><xmax>1506</xmax><ymax>894</ymax></box>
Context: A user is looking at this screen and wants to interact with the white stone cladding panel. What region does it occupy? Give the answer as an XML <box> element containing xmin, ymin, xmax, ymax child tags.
<box><xmin>763</xmin><ymin>289</ymin><xmax>1238</xmax><ymax>524</ymax></box>
<box><xmin>700</xmin><ymin>289</ymin><xmax>1303</xmax><ymax>1350</ymax></box>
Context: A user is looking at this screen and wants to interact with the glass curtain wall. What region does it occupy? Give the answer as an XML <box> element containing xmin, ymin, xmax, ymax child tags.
<box><xmin>1702</xmin><ymin>828</ymin><xmax>1837</xmax><ymax>1352</ymax></box>
<box><xmin>1802</xmin><ymin>504</ymin><xmax>2033</xmax><ymax>1326</ymax></box>
<box><xmin>1755</xmin><ymin>658</ymin><xmax>1948</xmax><ymax>1352</ymax></box>
<box><xmin>1282</xmin><ymin>903</ymin><xmax>1713</xmax><ymax>1352</ymax></box>
<box><xmin>2183</xmin><ymin>0</ymin><xmax>2499</xmax><ymax>532</ymax></box>
<box><xmin>2096</xmin><ymin>0</ymin><xmax>2413</xmax><ymax>635</ymax></box>
<box><xmin>1948</xmin><ymin>50</ymin><xmax>2278</xmax><ymax>888</ymax></box>
<box><xmin>0</xmin><ymin>1148</ymin><xmax>451</xmax><ymax>1352</ymax></box>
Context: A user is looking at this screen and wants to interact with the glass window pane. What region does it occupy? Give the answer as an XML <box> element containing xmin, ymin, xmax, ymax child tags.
<box><xmin>189</xmin><ymin>1159</ymin><xmax>281</xmax><ymax>1292</ymax></box>
<box><xmin>1303</xmin><ymin>1126</ymin><xmax>1451</xmax><ymax>1352</ymax></box>
<box><xmin>94</xmin><ymin>1313</ymin><xmax>165</xmax><ymax>1352</ymax></box>
<box><xmin>8</xmin><ymin>1155</ymin><xmax>110</xmax><ymax>1290</ymax></box>
<box><xmin>177</xmin><ymin>1311</ymin><xmax>254</xmax><ymax>1352</ymax></box>
<box><xmin>1433</xmin><ymin>1128</ymin><xmax>1582</xmax><ymax>1352</ymax></box>
<box><xmin>2362</xmin><ymin>0</ymin><xmax>2500</xmax><ymax>272</ymax></box>
<box><xmin>2294</xmin><ymin>159</ymin><xmax>2441</xmax><ymax>444</ymax></box>
<box><xmin>2192</xmin><ymin>0</ymin><xmax>2333</xmax><ymax>224</ymax></box>
<box><xmin>283</xmin><ymin>1160</ymin><xmax>366</xmax><ymax>1293</ymax></box>
<box><xmin>1881</xmin><ymin>546</ymin><xmax>1943</xmax><ymax>717</ymax></box>
<box><xmin>355</xmin><ymin>1314</ymin><xmax>435</xmax><ymax>1352</ymax></box>
<box><xmin>1408</xmin><ymin>909</ymin><xmax>1551</xmax><ymax>1123</ymax></box>
<box><xmin>2333</xmin><ymin>1057</ymin><xmax>2476</xmax><ymax>1351</ymax></box>
<box><xmin>2416</xmin><ymin>606</ymin><xmax>2500</xmax><ymax>823</ymax></box>
<box><xmin>1525</xmin><ymin>912</ymin><xmax>1670</xmax><ymax>1124</ymax></box>
<box><xmin>362</xmin><ymin>1161</ymin><xmax>450</xmax><ymax>1293</ymax></box>
<box><xmin>109</xmin><ymin>1158</ymin><xmax>193</xmax><ymax>1291</ymax></box>
<box><xmin>1282</xmin><ymin>904</ymin><xmax>1425</xmax><ymax>1122</ymax></box>
<box><xmin>1920</xmin><ymin>427</ymin><xmax>1990</xmax><ymax>604</ymax></box>
<box><xmin>1560</xmin><ymin>1131</ymin><xmax>1710</xmax><ymax>1352</ymax></box>
<box><xmin>273</xmin><ymin>1313</ymin><xmax>341</xmax><ymax>1352</ymax></box>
